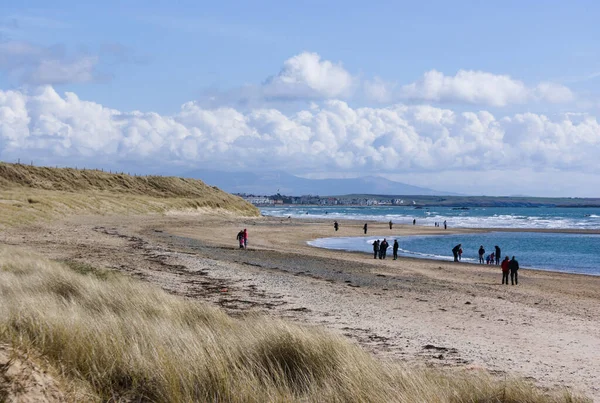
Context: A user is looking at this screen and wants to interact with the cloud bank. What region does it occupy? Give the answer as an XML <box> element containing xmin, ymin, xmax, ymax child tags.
<box><xmin>400</xmin><ymin>70</ymin><xmax>574</xmax><ymax>106</ymax></box>
<box><xmin>1</xmin><ymin>86</ymin><xmax>598</xmax><ymax>180</ymax></box>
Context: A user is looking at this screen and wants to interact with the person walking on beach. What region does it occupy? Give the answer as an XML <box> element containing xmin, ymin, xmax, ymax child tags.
<box><xmin>379</xmin><ymin>239</ymin><xmax>389</xmax><ymax>259</ymax></box>
<box><xmin>243</xmin><ymin>229</ymin><xmax>248</xmax><ymax>249</ymax></box>
<box><xmin>458</xmin><ymin>247</ymin><xmax>462</xmax><ymax>261</ymax></box>
<box><xmin>452</xmin><ymin>243</ymin><xmax>462</xmax><ymax>262</ymax></box>
<box><xmin>334</xmin><ymin>221</ymin><xmax>339</xmax><ymax>231</ymax></box>
<box><xmin>363</xmin><ymin>223</ymin><xmax>368</xmax><ymax>234</ymax></box>
<box><xmin>413</xmin><ymin>218</ymin><xmax>416</xmax><ymax>225</ymax></box>
<box><xmin>478</xmin><ymin>245</ymin><xmax>485</xmax><ymax>264</ymax></box>
<box><xmin>236</xmin><ymin>230</ymin><xmax>244</xmax><ymax>249</ymax></box>
<box><xmin>509</xmin><ymin>256</ymin><xmax>520</xmax><ymax>285</ymax></box>
<box><xmin>373</xmin><ymin>240</ymin><xmax>380</xmax><ymax>259</ymax></box>
<box><xmin>501</xmin><ymin>256</ymin><xmax>510</xmax><ymax>284</ymax></box>
<box><xmin>495</xmin><ymin>245</ymin><xmax>501</xmax><ymax>265</ymax></box>
<box><xmin>392</xmin><ymin>239</ymin><xmax>399</xmax><ymax>260</ymax></box>
<box><xmin>444</xmin><ymin>220</ymin><xmax>447</xmax><ymax>230</ymax></box>
<box><xmin>389</xmin><ymin>220</ymin><xmax>393</xmax><ymax>230</ymax></box>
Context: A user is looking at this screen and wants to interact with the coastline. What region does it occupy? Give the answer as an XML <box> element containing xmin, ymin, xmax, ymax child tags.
<box><xmin>3</xmin><ymin>213</ymin><xmax>599</xmax><ymax>400</ymax></box>
<box><xmin>305</xmin><ymin>224</ymin><xmax>600</xmax><ymax>277</ymax></box>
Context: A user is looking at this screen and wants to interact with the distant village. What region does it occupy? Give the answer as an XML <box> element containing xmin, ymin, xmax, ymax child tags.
<box><xmin>237</xmin><ymin>193</ymin><xmax>408</xmax><ymax>206</ymax></box>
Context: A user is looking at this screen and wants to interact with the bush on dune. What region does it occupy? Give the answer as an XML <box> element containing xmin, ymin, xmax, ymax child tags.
<box><xmin>0</xmin><ymin>247</ymin><xmax>589</xmax><ymax>402</ymax></box>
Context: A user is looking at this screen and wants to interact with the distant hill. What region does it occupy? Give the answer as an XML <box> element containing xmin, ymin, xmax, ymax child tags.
<box><xmin>183</xmin><ymin>170</ymin><xmax>457</xmax><ymax>196</ymax></box>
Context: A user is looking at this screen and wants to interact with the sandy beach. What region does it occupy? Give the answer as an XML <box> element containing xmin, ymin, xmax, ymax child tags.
<box><xmin>3</xmin><ymin>212</ymin><xmax>599</xmax><ymax>400</ymax></box>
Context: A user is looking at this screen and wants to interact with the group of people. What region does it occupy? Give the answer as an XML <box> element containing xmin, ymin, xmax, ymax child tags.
<box><xmin>235</xmin><ymin>229</ymin><xmax>248</xmax><ymax>249</ymax></box>
<box><xmin>372</xmin><ymin>238</ymin><xmax>399</xmax><ymax>260</ymax></box>
<box><xmin>434</xmin><ymin>220</ymin><xmax>447</xmax><ymax>229</ymax></box>
<box><xmin>477</xmin><ymin>245</ymin><xmax>502</xmax><ymax>265</ymax></box>
<box><xmin>500</xmin><ymin>255</ymin><xmax>520</xmax><ymax>285</ymax></box>
<box><xmin>452</xmin><ymin>243</ymin><xmax>520</xmax><ymax>285</ymax></box>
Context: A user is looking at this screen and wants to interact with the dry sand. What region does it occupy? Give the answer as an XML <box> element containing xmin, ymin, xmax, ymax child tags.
<box><xmin>3</xmin><ymin>212</ymin><xmax>600</xmax><ymax>400</ymax></box>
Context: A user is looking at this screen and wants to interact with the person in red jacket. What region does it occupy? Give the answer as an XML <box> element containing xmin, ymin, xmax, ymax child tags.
<box><xmin>243</xmin><ymin>228</ymin><xmax>248</xmax><ymax>249</ymax></box>
<box><xmin>501</xmin><ymin>256</ymin><xmax>510</xmax><ymax>285</ymax></box>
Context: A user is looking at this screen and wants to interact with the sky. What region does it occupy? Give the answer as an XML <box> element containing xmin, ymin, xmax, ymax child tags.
<box><xmin>1</xmin><ymin>1</ymin><xmax>600</xmax><ymax>197</ymax></box>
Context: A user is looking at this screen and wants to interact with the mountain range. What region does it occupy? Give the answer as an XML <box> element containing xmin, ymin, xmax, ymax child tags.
<box><xmin>183</xmin><ymin>170</ymin><xmax>457</xmax><ymax>196</ymax></box>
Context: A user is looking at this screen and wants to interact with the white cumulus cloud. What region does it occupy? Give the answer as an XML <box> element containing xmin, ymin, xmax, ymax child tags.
<box><xmin>399</xmin><ymin>69</ymin><xmax>574</xmax><ymax>107</ymax></box>
<box><xmin>199</xmin><ymin>53</ymin><xmax>576</xmax><ymax>109</ymax></box>
<box><xmin>262</xmin><ymin>52</ymin><xmax>354</xmax><ymax>99</ymax></box>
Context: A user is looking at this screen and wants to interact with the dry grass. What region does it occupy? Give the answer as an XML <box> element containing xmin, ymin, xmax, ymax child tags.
<box><xmin>0</xmin><ymin>247</ymin><xmax>588</xmax><ymax>402</ymax></box>
<box><xmin>0</xmin><ymin>162</ymin><xmax>259</xmax><ymax>226</ymax></box>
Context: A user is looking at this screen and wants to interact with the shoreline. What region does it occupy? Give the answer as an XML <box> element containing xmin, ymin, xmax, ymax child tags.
<box><xmin>307</xmin><ymin>234</ymin><xmax>600</xmax><ymax>278</ymax></box>
<box><xmin>292</xmin><ymin>216</ymin><xmax>600</xmax><ymax>277</ymax></box>
<box><xmin>3</xmin><ymin>213</ymin><xmax>599</xmax><ymax>400</ymax></box>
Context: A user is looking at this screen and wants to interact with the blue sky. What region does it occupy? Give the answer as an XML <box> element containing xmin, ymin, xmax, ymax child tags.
<box><xmin>1</xmin><ymin>1</ymin><xmax>600</xmax><ymax>196</ymax></box>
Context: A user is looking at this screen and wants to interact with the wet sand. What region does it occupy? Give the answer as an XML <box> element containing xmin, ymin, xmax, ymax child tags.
<box><xmin>3</xmin><ymin>213</ymin><xmax>600</xmax><ymax>400</ymax></box>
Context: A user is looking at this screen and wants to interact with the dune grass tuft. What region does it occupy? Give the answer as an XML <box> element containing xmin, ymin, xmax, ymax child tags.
<box><xmin>0</xmin><ymin>247</ymin><xmax>589</xmax><ymax>402</ymax></box>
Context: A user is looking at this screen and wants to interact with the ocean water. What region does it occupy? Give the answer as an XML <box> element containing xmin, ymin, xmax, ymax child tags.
<box><xmin>261</xmin><ymin>205</ymin><xmax>600</xmax><ymax>230</ymax></box>
<box><xmin>307</xmin><ymin>232</ymin><xmax>600</xmax><ymax>276</ymax></box>
<box><xmin>261</xmin><ymin>206</ymin><xmax>600</xmax><ymax>276</ymax></box>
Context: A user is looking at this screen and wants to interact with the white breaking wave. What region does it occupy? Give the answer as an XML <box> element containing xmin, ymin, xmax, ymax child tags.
<box><xmin>262</xmin><ymin>207</ymin><xmax>600</xmax><ymax>230</ymax></box>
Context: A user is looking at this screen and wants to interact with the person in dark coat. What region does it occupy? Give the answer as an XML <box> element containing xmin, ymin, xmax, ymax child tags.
<box><xmin>334</xmin><ymin>221</ymin><xmax>339</xmax><ymax>231</ymax></box>
<box><xmin>236</xmin><ymin>230</ymin><xmax>244</xmax><ymax>248</ymax></box>
<box><xmin>392</xmin><ymin>239</ymin><xmax>399</xmax><ymax>260</ymax></box>
<box><xmin>389</xmin><ymin>220</ymin><xmax>393</xmax><ymax>230</ymax></box>
<box><xmin>509</xmin><ymin>256</ymin><xmax>519</xmax><ymax>285</ymax></box>
<box><xmin>495</xmin><ymin>245</ymin><xmax>501</xmax><ymax>265</ymax></box>
<box><xmin>478</xmin><ymin>245</ymin><xmax>485</xmax><ymax>264</ymax></box>
<box><xmin>363</xmin><ymin>223</ymin><xmax>368</xmax><ymax>234</ymax></box>
<box><xmin>373</xmin><ymin>240</ymin><xmax>380</xmax><ymax>259</ymax></box>
<box><xmin>452</xmin><ymin>243</ymin><xmax>462</xmax><ymax>262</ymax></box>
<box><xmin>379</xmin><ymin>239</ymin><xmax>389</xmax><ymax>259</ymax></box>
<box><xmin>444</xmin><ymin>220</ymin><xmax>447</xmax><ymax>230</ymax></box>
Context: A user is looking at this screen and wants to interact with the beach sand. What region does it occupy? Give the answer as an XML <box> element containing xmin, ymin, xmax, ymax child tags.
<box><xmin>3</xmin><ymin>213</ymin><xmax>599</xmax><ymax>400</ymax></box>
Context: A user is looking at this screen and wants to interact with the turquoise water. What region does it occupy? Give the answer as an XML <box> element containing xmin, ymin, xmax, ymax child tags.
<box><xmin>261</xmin><ymin>206</ymin><xmax>600</xmax><ymax>276</ymax></box>
<box><xmin>308</xmin><ymin>232</ymin><xmax>600</xmax><ymax>276</ymax></box>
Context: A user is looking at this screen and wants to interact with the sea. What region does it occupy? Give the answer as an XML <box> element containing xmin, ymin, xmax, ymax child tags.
<box><xmin>261</xmin><ymin>206</ymin><xmax>600</xmax><ymax>276</ymax></box>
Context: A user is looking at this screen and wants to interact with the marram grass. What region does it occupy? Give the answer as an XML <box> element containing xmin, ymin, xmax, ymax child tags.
<box><xmin>0</xmin><ymin>161</ymin><xmax>259</xmax><ymax>227</ymax></box>
<box><xmin>0</xmin><ymin>247</ymin><xmax>589</xmax><ymax>402</ymax></box>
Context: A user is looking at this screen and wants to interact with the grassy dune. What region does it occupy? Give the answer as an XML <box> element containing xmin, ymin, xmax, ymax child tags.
<box><xmin>0</xmin><ymin>247</ymin><xmax>587</xmax><ymax>402</ymax></box>
<box><xmin>0</xmin><ymin>162</ymin><xmax>259</xmax><ymax>226</ymax></box>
